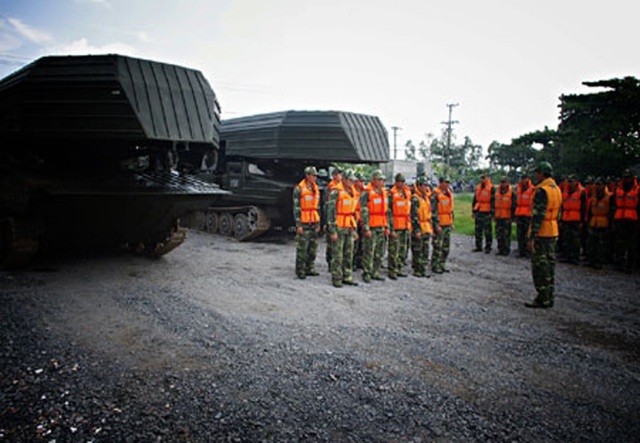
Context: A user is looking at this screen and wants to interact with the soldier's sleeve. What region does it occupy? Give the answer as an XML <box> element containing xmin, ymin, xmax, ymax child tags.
<box><xmin>580</xmin><ymin>191</ymin><xmax>587</xmax><ymax>222</ymax></box>
<box><xmin>529</xmin><ymin>188</ymin><xmax>548</xmax><ymax>239</ymax></box>
<box><xmin>490</xmin><ymin>186</ymin><xmax>496</xmax><ymax>217</ymax></box>
<box><xmin>410</xmin><ymin>195</ymin><xmax>420</xmax><ymax>233</ymax></box>
<box><xmin>511</xmin><ymin>190</ymin><xmax>517</xmax><ymax>219</ymax></box>
<box><xmin>326</xmin><ymin>189</ymin><xmax>339</xmax><ymax>235</ymax></box>
<box><xmin>292</xmin><ymin>186</ymin><xmax>302</xmax><ymax>228</ymax></box>
<box><xmin>471</xmin><ymin>192</ymin><xmax>477</xmax><ymax>213</ymax></box>
<box><xmin>387</xmin><ymin>192</ymin><xmax>394</xmax><ymax>230</ymax></box>
<box><xmin>360</xmin><ymin>191</ymin><xmax>370</xmax><ymax>230</ymax></box>
<box><xmin>430</xmin><ymin>193</ymin><xmax>440</xmax><ymax>229</ymax></box>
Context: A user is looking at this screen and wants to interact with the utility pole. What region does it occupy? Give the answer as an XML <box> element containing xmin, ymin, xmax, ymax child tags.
<box><xmin>391</xmin><ymin>126</ymin><xmax>401</xmax><ymax>160</ymax></box>
<box><xmin>441</xmin><ymin>103</ymin><xmax>459</xmax><ymax>167</ymax></box>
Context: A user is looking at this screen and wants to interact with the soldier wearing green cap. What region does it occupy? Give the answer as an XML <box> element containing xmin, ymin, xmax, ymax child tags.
<box><xmin>515</xmin><ymin>172</ymin><xmax>534</xmax><ymax>257</ymax></box>
<box><xmin>387</xmin><ymin>173</ymin><xmax>412</xmax><ymax>279</ymax></box>
<box><xmin>472</xmin><ymin>174</ymin><xmax>495</xmax><ymax>253</ymax></box>
<box><xmin>360</xmin><ymin>169</ymin><xmax>390</xmax><ymax>282</ymax></box>
<box><xmin>494</xmin><ymin>176</ymin><xmax>516</xmax><ymax>256</ymax></box>
<box><xmin>324</xmin><ymin>167</ymin><xmax>343</xmax><ymax>265</ymax></box>
<box><xmin>326</xmin><ymin>169</ymin><xmax>359</xmax><ymax>287</ymax></box>
<box><xmin>410</xmin><ymin>176</ymin><xmax>436</xmax><ymax>277</ymax></box>
<box><xmin>559</xmin><ymin>174</ymin><xmax>587</xmax><ymax>265</ymax></box>
<box><xmin>613</xmin><ymin>169</ymin><xmax>639</xmax><ymax>273</ymax></box>
<box><xmin>352</xmin><ymin>171</ymin><xmax>367</xmax><ymax>270</ymax></box>
<box><xmin>525</xmin><ymin>161</ymin><xmax>562</xmax><ymax>308</ymax></box>
<box><xmin>431</xmin><ymin>177</ymin><xmax>454</xmax><ymax>274</ymax></box>
<box><xmin>586</xmin><ymin>177</ymin><xmax>615</xmax><ymax>269</ymax></box>
<box><xmin>293</xmin><ymin>165</ymin><xmax>321</xmax><ymax>279</ymax></box>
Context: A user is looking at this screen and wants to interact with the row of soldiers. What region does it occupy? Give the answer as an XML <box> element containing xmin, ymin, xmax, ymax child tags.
<box><xmin>293</xmin><ymin>167</ymin><xmax>455</xmax><ymax>287</ymax></box>
<box><xmin>472</xmin><ymin>169</ymin><xmax>639</xmax><ymax>273</ymax></box>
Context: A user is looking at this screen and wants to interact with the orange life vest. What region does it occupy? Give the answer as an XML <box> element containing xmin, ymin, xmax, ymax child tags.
<box><xmin>474</xmin><ymin>181</ymin><xmax>493</xmax><ymax>212</ymax></box>
<box><xmin>614</xmin><ymin>185</ymin><xmax>639</xmax><ymax>221</ymax></box>
<box><xmin>390</xmin><ymin>185</ymin><xmax>412</xmax><ymax>230</ymax></box>
<box><xmin>515</xmin><ymin>181</ymin><xmax>534</xmax><ymax>217</ymax></box>
<box><xmin>414</xmin><ymin>191</ymin><xmax>433</xmax><ymax>234</ymax></box>
<box><xmin>335</xmin><ymin>188</ymin><xmax>358</xmax><ymax>229</ymax></box>
<box><xmin>353</xmin><ymin>185</ymin><xmax>363</xmax><ymax>223</ymax></box>
<box><xmin>561</xmin><ymin>187</ymin><xmax>583</xmax><ymax>222</ymax></box>
<box><xmin>296</xmin><ymin>178</ymin><xmax>320</xmax><ymax>224</ymax></box>
<box><xmin>534</xmin><ymin>177</ymin><xmax>562</xmax><ymax>237</ymax></box>
<box><xmin>434</xmin><ymin>188</ymin><xmax>454</xmax><ymax>227</ymax></box>
<box><xmin>365</xmin><ymin>184</ymin><xmax>388</xmax><ymax>228</ymax></box>
<box><xmin>589</xmin><ymin>193</ymin><xmax>612</xmax><ymax>228</ymax></box>
<box><xmin>494</xmin><ymin>185</ymin><xmax>513</xmax><ymax>219</ymax></box>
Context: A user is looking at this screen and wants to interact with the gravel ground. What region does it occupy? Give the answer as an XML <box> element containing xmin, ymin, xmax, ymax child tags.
<box><xmin>1</xmin><ymin>230</ymin><xmax>639</xmax><ymax>442</ymax></box>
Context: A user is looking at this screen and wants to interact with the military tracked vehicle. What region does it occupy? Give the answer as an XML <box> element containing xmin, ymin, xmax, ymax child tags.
<box><xmin>0</xmin><ymin>54</ymin><xmax>227</xmax><ymax>267</ymax></box>
<box><xmin>186</xmin><ymin>110</ymin><xmax>390</xmax><ymax>240</ymax></box>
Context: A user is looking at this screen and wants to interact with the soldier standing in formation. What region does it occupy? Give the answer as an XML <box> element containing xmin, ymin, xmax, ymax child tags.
<box><xmin>410</xmin><ymin>176</ymin><xmax>436</xmax><ymax>277</ymax></box>
<box><xmin>559</xmin><ymin>175</ymin><xmax>587</xmax><ymax>264</ymax></box>
<box><xmin>324</xmin><ymin>168</ymin><xmax>343</xmax><ymax>265</ymax></box>
<box><xmin>613</xmin><ymin>169</ymin><xmax>639</xmax><ymax>273</ymax></box>
<box><xmin>472</xmin><ymin>174</ymin><xmax>495</xmax><ymax>253</ymax></box>
<box><xmin>586</xmin><ymin>177</ymin><xmax>615</xmax><ymax>269</ymax></box>
<box><xmin>326</xmin><ymin>169</ymin><xmax>359</xmax><ymax>287</ymax></box>
<box><xmin>352</xmin><ymin>172</ymin><xmax>366</xmax><ymax>270</ymax></box>
<box><xmin>292</xmin><ymin>166</ymin><xmax>321</xmax><ymax>279</ymax></box>
<box><xmin>360</xmin><ymin>169</ymin><xmax>389</xmax><ymax>282</ymax></box>
<box><xmin>431</xmin><ymin>177</ymin><xmax>454</xmax><ymax>274</ymax></box>
<box><xmin>526</xmin><ymin>161</ymin><xmax>562</xmax><ymax>309</ymax></box>
<box><xmin>515</xmin><ymin>173</ymin><xmax>534</xmax><ymax>258</ymax></box>
<box><xmin>387</xmin><ymin>173</ymin><xmax>412</xmax><ymax>279</ymax></box>
<box><xmin>494</xmin><ymin>176</ymin><xmax>516</xmax><ymax>256</ymax></box>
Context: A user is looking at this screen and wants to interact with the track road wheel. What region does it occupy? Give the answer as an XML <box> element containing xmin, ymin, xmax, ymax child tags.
<box><xmin>234</xmin><ymin>213</ymin><xmax>250</xmax><ymax>240</ymax></box>
<box><xmin>205</xmin><ymin>210</ymin><xmax>219</xmax><ymax>233</ymax></box>
<box><xmin>218</xmin><ymin>212</ymin><xmax>234</xmax><ymax>237</ymax></box>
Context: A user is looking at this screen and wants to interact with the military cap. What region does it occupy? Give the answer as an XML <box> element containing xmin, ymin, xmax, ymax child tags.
<box><xmin>520</xmin><ymin>172</ymin><xmax>529</xmax><ymax>179</ymax></box>
<box><xmin>331</xmin><ymin>168</ymin><xmax>342</xmax><ymax>176</ymax></box>
<box><xmin>439</xmin><ymin>176</ymin><xmax>451</xmax><ymax>183</ymax></box>
<box><xmin>500</xmin><ymin>175</ymin><xmax>508</xmax><ymax>182</ymax></box>
<box><xmin>371</xmin><ymin>169</ymin><xmax>385</xmax><ymax>180</ymax></box>
<box><xmin>354</xmin><ymin>171</ymin><xmax>365</xmax><ymax>181</ymax></box>
<box><xmin>416</xmin><ymin>176</ymin><xmax>428</xmax><ymax>185</ymax></box>
<box><xmin>595</xmin><ymin>176</ymin><xmax>604</xmax><ymax>184</ymax></box>
<box><xmin>622</xmin><ymin>168</ymin><xmax>634</xmax><ymax>178</ymax></box>
<box><xmin>535</xmin><ymin>161</ymin><xmax>553</xmax><ymax>174</ymax></box>
<box><xmin>394</xmin><ymin>173</ymin><xmax>406</xmax><ymax>182</ymax></box>
<box><xmin>343</xmin><ymin>169</ymin><xmax>356</xmax><ymax>181</ymax></box>
<box><xmin>567</xmin><ymin>174</ymin><xmax>577</xmax><ymax>182</ymax></box>
<box><xmin>584</xmin><ymin>175</ymin><xmax>594</xmax><ymax>184</ymax></box>
<box><xmin>304</xmin><ymin>166</ymin><xmax>318</xmax><ymax>176</ymax></box>
<box><xmin>317</xmin><ymin>168</ymin><xmax>329</xmax><ymax>178</ymax></box>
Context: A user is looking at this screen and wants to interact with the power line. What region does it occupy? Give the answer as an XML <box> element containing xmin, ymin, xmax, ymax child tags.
<box><xmin>441</xmin><ymin>103</ymin><xmax>459</xmax><ymax>166</ymax></box>
<box><xmin>391</xmin><ymin>126</ymin><xmax>401</xmax><ymax>160</ymax></box>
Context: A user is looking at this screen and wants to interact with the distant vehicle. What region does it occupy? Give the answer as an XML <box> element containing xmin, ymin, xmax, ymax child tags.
<box><xmin>0</xmin><ymin>54</ymin><xmax>227</xmax><ymax>267</ymax></box>
<box><xmin>184</xmin><ymin>110</ymin><xmax>390</xmax><ymax>240</ymax></box>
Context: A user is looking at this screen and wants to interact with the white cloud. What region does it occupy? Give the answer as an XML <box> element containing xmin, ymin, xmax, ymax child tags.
<box><xmin>75</xmin><ymin>0</ymin><xmax>112</xmax><ymax>7</ymax></box>
<box><xmin>8</xmin><ymin>18</ymin><xmax>52</xmax><ymax>44</ymax></box>
<box><xmin>48</xmin><ymin>38</ymin><xmax>137</xmax><ymax>57</ymax></box>
<box><xmin>136</xmin><ymin>31</ymin><xmax>152</xmax><ymax>43</ymax></box>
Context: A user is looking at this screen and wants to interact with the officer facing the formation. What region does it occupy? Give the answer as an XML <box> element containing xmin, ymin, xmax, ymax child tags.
<box><xmin>360</xmin><ymin>169</ymin><xmax>390</xmax><ymax>282</ymax></box>
<box><xmin>431</xmin><ymin>176</ymin><xmax>454</xmax><ymax>274</ymax></box>
<box><xmin>526</xmin><ymin>161</ymin><xmax>562</xmax><ymax>309</ymax></box>
<box><xmin>494</xmin><ymin>176</ymin><xmax>517</xmax><ymax>256</ymax></box>
<box><xmin>327</xmin><ymin>169</ymin><xmax>359</xmax><ymax>287</ymax></box>
<box><xmin>559</xmin><ymin>174</ymin><xmax>586</xmax><ymax>264</ymax></box>
<box><xmin>515</xmin><ymin>173</ymin><xmax>534</xmax><ymax>258</ymax></box>
<box><xmin>292</xmin><ymin>166</ymin><xmax>321</xmax><ymax>279</ymax></box>
<box><xmin>613</xmin><ymin>169</ymin><xmax>639</xmax><ymax>273</ymax></box>
<box><xmin>410</xmin><ymin>176</ymin><xmax>436</xmax><ymax>277</ymax></box>
<box><xmin>586</xmin><ymin>177</ymin><xmax>615</xmax><ymax>269</ymax></box>
<box><xmin>472</xmin><ymin>174</ymin><xmax>495</xmax><ymax>253</ymax></box>
<box><xmin>388</xmin><ymin>173</ymin><xmax>412</xmax><ymax>279</ymax></box>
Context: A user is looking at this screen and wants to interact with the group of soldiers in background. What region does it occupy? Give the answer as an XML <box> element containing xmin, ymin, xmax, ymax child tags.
<box><xmin>293</xmin><ymin>166</ymin><xmax>455</xmax><ymax>287</ymax></box>
<box><xmin>472</xmin><ymin>167</ymin><xmax>640</xmax><ymax>274</ymax></box>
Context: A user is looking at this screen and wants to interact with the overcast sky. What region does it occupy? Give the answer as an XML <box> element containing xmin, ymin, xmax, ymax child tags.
<box><xmin>1</xmin><ymin>0</ymin><xmax>638</xmax><ymax>157</ymax></box>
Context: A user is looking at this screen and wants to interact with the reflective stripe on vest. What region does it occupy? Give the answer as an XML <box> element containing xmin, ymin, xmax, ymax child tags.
<box><xmin>366</xmin><ymin>185</ymin><xmax>388</xmax><ymax>228</ymax></box>
<box><xmin>336</xmin><ymin>188</ymin><xmax>358</xmax><ymax>229</ymax></box>
<box><xmin>435</xmin><ymin>188</ymin><xmax>454</xmax><ymax>226</ymax></box>
<box><xmin>391</xmin><ymin>186</ymin><xmax>412</xmax><ymax>230</ymax></box>
<box><xmin>474</xmin><ymin>183</ymin><xmax>492</xmax><ymax>212</ymax></box>
<box><xmin>416</xmin><ymin>193</ymin><xmax>433</xmax><ymax>234</ymax></box>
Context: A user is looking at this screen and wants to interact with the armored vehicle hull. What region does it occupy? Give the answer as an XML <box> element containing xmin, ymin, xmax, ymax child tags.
<box><xmin>0</xmin><ymin>54</ymin><xmax>226</xmax><ymax>267</ymax></box>
<box><xmin>187</xmin><ymin>110</ymin><xmax>390</xmax><ymax>240</ymax></box>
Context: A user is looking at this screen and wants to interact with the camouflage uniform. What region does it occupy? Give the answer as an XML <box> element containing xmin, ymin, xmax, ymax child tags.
<box><xmin>472</xmin><ymin>179</ymin><xmax>495</xmax><ymax>252</ymax></box>
<box><xmin>494</xmin><ymin>180</ymin><xmax>516</xmax><ymax>256</ymax></box>
<box><xmin>387</xmin><ymin>176</ymin><xmax>412</xmax><ymax>279</ymax></box>
<box><xmin>360</xmin><ymin>172</ymin><xmax>389</xmax><ymax>282</ymax></box>
<box><xmin>587</xmin><ymin>184</ymin><xmax>615</xmax><ymax>269</ymax></box>
<box><xmin>431</xmin><ymin>181</ymin><xmax>453</xmax><ymax>274</ymax></box>
<box><xmin>516</xmin><ymin>216</ymin><xmax>531</xmax><ymax>257</ymax></box>
<box><xmin>326</xmin><ymin>176</ymin><xmax>358</xmax><ymax>287</ymax></box>
<box><xmin>293</xmin><ymin>168</ymin><xmax>321</xmax><ymax>279</ymax></box>
<box><xmin>560</xmin><ymin>181</ymin><xmax>586</xmax><ymax>264</ymax></box>
<box><xmin>410</xmin><ymin>181</ymin><xmax>437</xmax><ymax>277</ymax></box>
<box><xmin>527</xmin><ymin>167</ymin><xmax>562</xmax><ymax>309</ymax></box>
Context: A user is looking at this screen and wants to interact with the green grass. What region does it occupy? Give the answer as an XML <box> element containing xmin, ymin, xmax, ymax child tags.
<box><xmin>452</xmin><ymin>192</ymin><xmax>515</xmax><ymax>240</ymax></box>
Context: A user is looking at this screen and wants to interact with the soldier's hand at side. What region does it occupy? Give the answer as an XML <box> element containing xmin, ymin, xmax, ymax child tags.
<box><xmin>315</xmin><ymin>224</ymin><xmax>321</xmax><ymax>233</ymax></box>
<box><xmin>528</xmin><ymin>239</ymin><xmax>535</xmax><ymax>252</ymax></box>
<box><xmin>390</xmin><ymin>231</ymin><xmax>397</xmax><ymax>239</ymax></box>
<box><xmin>296</xmin><ymin>226</ymin><xmax>303</xmax><ymax>235</ymax></box>
<box><xmin>330</xmin><ymin>233</ymin><xmax>338</xmax><ymax>242</ymax></box>
<box><xmin>415</xmin><ymin>232</ymin><xmax>421</xmax><ymax>239</ymax></box>
<box><xmin>364</xmin><ymin>229</ymin><xmax>372</xmax><ymax>239</ymax></box>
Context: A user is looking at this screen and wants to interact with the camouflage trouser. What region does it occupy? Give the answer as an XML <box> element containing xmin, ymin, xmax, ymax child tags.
<box><xmin>587</xmin><ymin>227</ymin><xmax>608</xmax><ymax>269</ymax></box>
<box><xmin>474</xmin><ymin>212</ymin><xmax>493</xmax><ymax>251</ymax></box>
<box><xmin>614</xmin><ymin>220</ymin><xmax>638</xmax><ymax>272</ymax></box>
<box><xmin>516</xmin><ymin>216</ymin><xmax>531</xmax><ymax>257</ymax></box>
<box><xmin>295</xmin><ymin>224</ymin><xmax>319</xmax><ymax>278</ymax></box>
<box><xmin>325</xmin><ymin>231</ymin><xmax>332</xmax><ymax>265</ymax></box>
<box><xmin>561</xmin><ymin>221</ymin><xmax>581</xmax><ymax>263</ymax></box>
<box><xmin>432</xmin><ymin>225</ymin><xmax>452</xmax><ymax>272</ymax></box>
<box><xmin>353</xmin><ymin>226</ymin><xmax>364</xmax><ymax>270</ymax></box>
<box><xmin>411</xmin><ymin>232</ymin><xmax>431</xmax><ymax>275</ymax></box>
<box><xmin>330</xmin><ymin>228</ymin><xmax>355</xmax><ymax>284</ymax></box>
<box><xmin>362</xmin><ymin>228</ymin><xmax>387</xmax><ymax>279</ymax></box>
<box><xmin>388</xmin><ymin>229</ymin><xmax>409</xmax><ymax>276</ymax></box>
<box><xmin>531</xmin><ymin>237</ymin><xmax>557</xmax><ymax>306</ymax></box>
<box><xmin>495</xmin><ymin>218</ymin><xmax>512</xmax><ymax>255</ymax></box>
